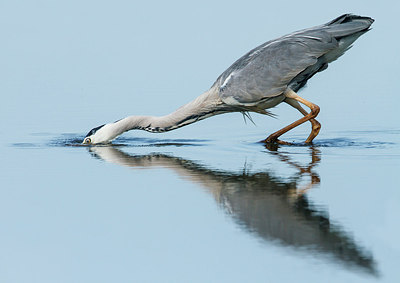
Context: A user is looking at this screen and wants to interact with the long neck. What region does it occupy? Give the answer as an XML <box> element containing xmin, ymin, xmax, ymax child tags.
<box><xmin>113</xmin><ymin>87</ymin><xmax>228</xmax><ymax>136</ymax></box>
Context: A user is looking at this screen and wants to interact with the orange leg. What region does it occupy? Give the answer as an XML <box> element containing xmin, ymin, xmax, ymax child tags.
<box><xmin>263</xmin><ymin>89</ymin><xmax>321</xmax><ymax>144</ymax></box>
<box><xmin>285</xmin><ymin>98</ymin><xmax>321</xmax><ymax>143</ymax></box>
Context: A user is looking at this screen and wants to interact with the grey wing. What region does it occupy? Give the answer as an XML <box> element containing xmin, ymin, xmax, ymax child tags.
<box><xmin>217</xmin><ymin>31</ymin><xmax>337</xmax><ymax>106</ymax></box>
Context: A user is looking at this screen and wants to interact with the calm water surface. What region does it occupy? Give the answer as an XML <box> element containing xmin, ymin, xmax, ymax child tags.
<box><xmin>2</xmin><ymin>130</ymin><xmax>399</xmax><ymax>282</ymax></box>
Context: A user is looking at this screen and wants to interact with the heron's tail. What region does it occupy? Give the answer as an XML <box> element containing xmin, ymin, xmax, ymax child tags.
<box><xmin>326</xmin><ymin>14</ymin><xmax>374</xmax><ymax>31</ymax></box>
<box><xmin>323</xmin><ymin>14</ymin><xmax>374</xmax><ymax>63</ymax></box>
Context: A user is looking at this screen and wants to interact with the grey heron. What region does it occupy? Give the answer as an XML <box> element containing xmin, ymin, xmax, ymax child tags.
<box><xmin>83</xmin><ymin>14</ymin><xmax>374</xmax><ymax>145</ymax></box>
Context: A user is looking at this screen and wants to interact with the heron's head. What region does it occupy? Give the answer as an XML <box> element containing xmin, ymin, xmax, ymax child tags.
<box><xmin>82</xmin><ymin>124</ymin><xmax>113</xmax><ymax>145</ymax></box>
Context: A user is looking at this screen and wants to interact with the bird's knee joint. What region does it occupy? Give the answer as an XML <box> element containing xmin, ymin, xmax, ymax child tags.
<box><xmin>313</xmin><ymin>121</ymin><xmax>321</xmax><ymax>131</ymax></box>
<box><xmin>310</xmin><ymin>105</ymin><xmax>320</xmax><ymax>117</ymax></box>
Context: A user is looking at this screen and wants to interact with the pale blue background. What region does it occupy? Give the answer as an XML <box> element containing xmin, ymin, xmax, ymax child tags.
<box><xmin>1</xmin><ymin>1</ymin><xmax>399</xmax><ymax>282</ymax></box>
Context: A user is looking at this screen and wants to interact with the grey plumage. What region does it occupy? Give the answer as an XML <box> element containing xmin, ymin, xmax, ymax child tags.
<box><xmin>83</xmin><ymin>14</ymin><xmax>373</xmax><ymax>145</ymax></box>
<box><xmin>217</xmin><ymin>14</ymin><xmax>373</xmax><ymax>106</ymax></box>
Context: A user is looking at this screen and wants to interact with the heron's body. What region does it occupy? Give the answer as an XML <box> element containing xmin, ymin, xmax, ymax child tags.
<box><xmin>83</xmin><ymin>14</ymin><xmax>374</xmax><ymax>145</ymax></box>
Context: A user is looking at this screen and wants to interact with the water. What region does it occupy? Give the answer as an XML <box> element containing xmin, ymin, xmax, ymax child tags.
<box><xmin>1</xmin><ymin>1</ymin><xmax>400</xmax><ymax>282</ymax></box>
<box><xmin>2</xmin><ymin>130</ymin><xmax>399</xmax><ymax>282</ymax></box>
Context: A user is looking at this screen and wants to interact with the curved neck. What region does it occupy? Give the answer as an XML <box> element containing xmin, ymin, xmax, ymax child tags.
<box><xmin>113</xmin><ymin>87</ymin><xmax>227</xmax><ymax>135</ymax></box>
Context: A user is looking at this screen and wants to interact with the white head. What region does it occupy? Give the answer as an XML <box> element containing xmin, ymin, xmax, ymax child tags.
<box><xmin>82</xmin><ymin>123</ymin><xmax>118</xmax><ymax>145</ymax></box>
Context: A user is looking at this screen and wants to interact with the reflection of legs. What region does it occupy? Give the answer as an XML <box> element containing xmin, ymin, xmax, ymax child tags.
<box><xmin>263</xmin><ymin>89</ymin><xmax>320</xmax><ymax>144</ymax></box>
<box><xmin>266</xmin><ymin>145</ymin><xmax>321</xmax><ymax>197</ymax></box>
<box><xmin>285</xmin><ymin>98</ymin><xmax>321</xmax><ymax>143</ymax></box>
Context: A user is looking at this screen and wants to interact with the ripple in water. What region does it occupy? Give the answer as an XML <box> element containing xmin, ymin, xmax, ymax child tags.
<box><xmin>307</xmin><ymin>138</ymin><xmax>393</xmax><ymax>149</ymax></box>
<box><xmin>12</xmin><ymin>130</ymin><xmax>397</xmax><ymax>150</ymax></box>
<box><xmin>43</xmin><ymin>135</ymin><xmax>209</xmax><ymax>148</ymax></box>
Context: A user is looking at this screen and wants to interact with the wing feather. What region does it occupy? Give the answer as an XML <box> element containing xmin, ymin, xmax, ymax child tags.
<box><xmin>217</xmin><ymin>31</ymin><xmax>337</xmax><ymax>105</ymax></box>
<box><xmin>216</xmin><ymin>14</ymin><xmax>373</xmax><ymax>106</ymax></box>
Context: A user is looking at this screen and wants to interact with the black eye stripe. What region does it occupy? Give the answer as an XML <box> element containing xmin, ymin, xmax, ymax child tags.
<box><xmin>85</xmin><ymin>124</ymin><xmax>105</xmax><ymax>137</ymax></box>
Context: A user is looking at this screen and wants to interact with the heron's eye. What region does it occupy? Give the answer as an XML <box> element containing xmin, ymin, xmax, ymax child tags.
<box><xmin>85</xmin><ymin>138</ymin><xmax>91</xmax><ymax>144</ymax></box>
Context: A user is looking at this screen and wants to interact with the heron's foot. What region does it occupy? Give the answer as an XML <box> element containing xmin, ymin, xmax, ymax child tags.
<box><xmin>262</xmin><ymin>136</ymin><xmax>293</xmax><ymax>145</ymax></box>
<box><xmin>262</xmin><ymin>138</ymin><xmax>293</xmax><ymax>151</ymax></box>
<box><xmin>276</xmin><ymin>139</ymin><xmax>293</xmax><ymax>145</ymax></box>
<box><xmin>262</xmin><ymin>135</ymin><xmax>318</xmax><ymax>146</ymax></box>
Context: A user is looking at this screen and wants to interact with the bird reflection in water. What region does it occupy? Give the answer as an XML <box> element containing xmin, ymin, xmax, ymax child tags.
<box><xmin>88</xmin><ymin>145</ymin><xmax>377</xmax><ymax>275</ymax></box>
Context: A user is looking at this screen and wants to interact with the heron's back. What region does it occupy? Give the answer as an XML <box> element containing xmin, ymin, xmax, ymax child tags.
<box><xmin>216</xmin><ymin>14</ymin><xmax>374</xmax><ymax>106</ymax></box>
